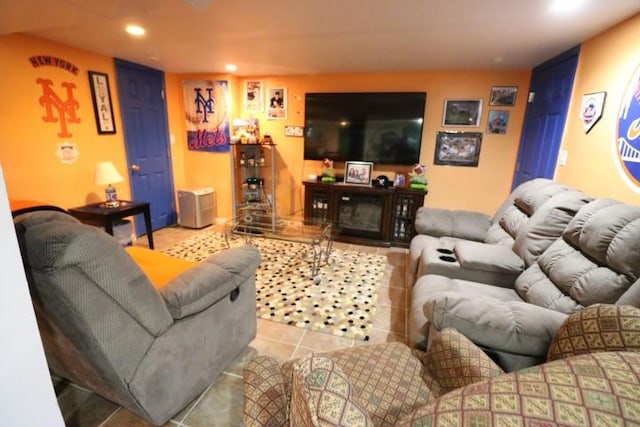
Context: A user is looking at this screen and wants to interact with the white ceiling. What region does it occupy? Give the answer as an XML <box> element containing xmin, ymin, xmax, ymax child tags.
<box><xmin>2</xmin><ymin>0</ymin><xmax>639</xmax><ymax>76</ymax></box>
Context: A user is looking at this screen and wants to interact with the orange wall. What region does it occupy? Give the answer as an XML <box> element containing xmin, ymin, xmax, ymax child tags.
<box><xmin>0</xmin><ymin>34</ymin><xmax>192</xmax><ymax>217</ymax></box>
<box><xmin>0</xmin><ymin>34</ymin><xmax>131</xmax><ymax>208</ymax></box>
<box><xmin>556</xmin><ymin>13</ymin><xmax>640</xmax><ymax>203</ymax></box>
<box><xmin>216</xmin><ymin>71</ymin><xmax>530</xmax><ymax>217</ymax></box>
<box><xmin>2</xmin><ymin>14</ymin><xmax>639</xmax><ymax>223</ymax></box>
<box><xmin>0</xmin><ymin>32</ymin><xmax>529</xmax><ymax>219</ymax></box>
<box><xmin>165</xmin><ymin>70</ymin><xmax>531</xmax><ymax>218</ymax></box>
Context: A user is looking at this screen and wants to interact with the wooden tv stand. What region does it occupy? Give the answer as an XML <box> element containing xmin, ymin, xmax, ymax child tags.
<box><xmin>302</xmin><ymin>181</ymin><xmax>427</xmax><ymax>247</ymax></box>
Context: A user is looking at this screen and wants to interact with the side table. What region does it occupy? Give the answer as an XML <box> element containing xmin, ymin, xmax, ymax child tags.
<box><xmin>68</xmin><ymin>200</ymin><xmax>154</xmax><ymax>249</ymax></box>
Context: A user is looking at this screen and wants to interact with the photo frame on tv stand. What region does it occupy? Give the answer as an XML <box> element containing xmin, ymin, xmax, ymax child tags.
<box><xmin>344</xmin><ymin>161</ymin><xmax>373</xmax><ymax>186</ymax></box>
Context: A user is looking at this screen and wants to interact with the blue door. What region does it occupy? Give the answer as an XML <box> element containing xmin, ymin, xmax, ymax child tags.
<box><xmin>115</xmin><ymin>59</ymin><xmax>176</xmax><ymax>233</ymax></box>
<box><xmin>512</xmin><ymin>46</ymin><xmax>580</xmax><ymax>189</ymax></box>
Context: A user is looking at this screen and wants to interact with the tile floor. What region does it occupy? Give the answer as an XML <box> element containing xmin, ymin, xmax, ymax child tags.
<box><xmin>54</xmin><ymin>224</ymin><xmax>411</xmax><ymax>427</ymax></box>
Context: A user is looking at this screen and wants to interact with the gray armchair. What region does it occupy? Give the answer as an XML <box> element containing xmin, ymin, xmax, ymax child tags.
<box><xmin>14</xmin><ymin>210</ymin><xmax>261</xmax><ymax>425</ymax></box>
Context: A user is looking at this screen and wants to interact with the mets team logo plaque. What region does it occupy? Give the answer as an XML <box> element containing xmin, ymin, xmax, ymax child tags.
<box><xmin>616</xmin><ymin>62</ymin><xmax>640</xmax><ymax>192</ymax></box>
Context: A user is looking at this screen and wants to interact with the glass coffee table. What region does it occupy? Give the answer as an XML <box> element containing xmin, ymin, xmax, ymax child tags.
<box><xmin>224</xmin><ymin>215</ymin><xmax>335</xmax><ymax>283</ymax></box>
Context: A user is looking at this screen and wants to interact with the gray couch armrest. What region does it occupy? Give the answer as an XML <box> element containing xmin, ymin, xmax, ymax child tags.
<box><xmin>161</xmin><ymin>245</ymin><xmax>261</xmax><ymax>319</ymax></box>
<box><xmin>453</xmin><ymin>241</ymin><xmax>524</xmax><ymax>274</ymax></box>
<box><xmin>414</xmin><ymin>207</ymin><xmax>491</xmax><ymax>241</ymax></box>
<box><xmin>425</xmin><ymin>292</ymin><xmax>568</xmax><ymax>358</ymax></box>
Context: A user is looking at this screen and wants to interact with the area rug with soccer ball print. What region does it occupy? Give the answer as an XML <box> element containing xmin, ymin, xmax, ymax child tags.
<box><xmin>162</xmin><ymin>231</ymin><xmax>387</xmax><ymax>341</ymax></box>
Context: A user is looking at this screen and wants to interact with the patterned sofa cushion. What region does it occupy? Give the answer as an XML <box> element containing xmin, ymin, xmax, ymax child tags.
<box><xmin>547</xmin><ymin>304</ymin><xmax>640</xmax><ymax>361</ymax></box>
<box><xmin>423</xmin><ymin>328</ymin><xmax>504</xmax><ymax>394</ymax></box>
<box><xmin>397</xmin><ymin>351</ymin><xmax>640</xmax><ymax>426</ymax></box>
<box><xmin>243</xmin><ymin>356</ymin><xmax>289</xmax><ymax>427</ymax></box>
<box><xmin>288</xmin><ymin>342</ymin><xmax>439</xmax><ymax>425</ymax></box>
<box><xmin>290</xmin><ymin>354</ymin><xmax>373</xmax><ymax>427</ymax></box>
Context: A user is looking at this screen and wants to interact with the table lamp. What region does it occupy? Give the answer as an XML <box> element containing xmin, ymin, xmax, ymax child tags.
<box><xmin>95</xmin><ymin>161</ymin><xmax>124</xmax><ymax>208</ymax></box>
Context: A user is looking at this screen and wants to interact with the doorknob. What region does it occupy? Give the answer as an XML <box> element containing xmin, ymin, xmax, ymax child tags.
<box><xmin>131</xmin><ymin>164</ymin><xmax>141</xmax><ymax>172</ymax></box>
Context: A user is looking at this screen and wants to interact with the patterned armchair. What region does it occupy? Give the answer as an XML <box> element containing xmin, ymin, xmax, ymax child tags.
<box><xmin>243</xmin><ymin>304</ymin><xmax>640</xmax><ymax>426</ymax></box>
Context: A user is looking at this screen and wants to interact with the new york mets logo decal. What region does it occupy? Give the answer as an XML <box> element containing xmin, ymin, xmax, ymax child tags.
<box><xmin>616</xmin><ymin>62</ymin><xmax>640</xmax><ymax>192</ymax></box>
<box><xmin>36</xmin><ymin>78</ymin><xmax>80</xmax><ymax>138</ymax></box>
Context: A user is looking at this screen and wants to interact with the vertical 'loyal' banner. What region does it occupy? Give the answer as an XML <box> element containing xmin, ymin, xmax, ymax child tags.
<box><xmin>183</xmin><ymin>80</ymin><xmax>230</xmax><ymax>152</ymax></box>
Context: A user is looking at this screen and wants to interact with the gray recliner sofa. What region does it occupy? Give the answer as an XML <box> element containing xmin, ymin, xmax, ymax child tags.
<box><xmin>409</xmin><ymin>178</ymin><xmax>572</xmax><ymax>280</ymax></box>
<box><xmin>411</xmin><ymin>196</ymin><xmax>640</xmax><ymax>371</ymax></box>
<box><xmin>411</xmin><ymin>179</ymin><xmax>592</xmax><ymax>286</ymax></box>
<box><xmin>414</xmin><ymin>188</ymin><xmax>592</xmax><ymax>288</ymax></box>
<box><xmin>14</xmin><ymin>210</ymin><xmax>261</xmax><ymax>425</ymax></box>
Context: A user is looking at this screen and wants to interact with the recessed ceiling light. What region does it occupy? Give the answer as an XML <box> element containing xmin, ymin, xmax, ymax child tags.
<box><xmin>126</xmin><ymin>25</ymin><xmax>146</xmax><ymax>36</ymax></box>
<box><xmin>225</xmin><ymin>64</ymin><xmax>238</xmax><ymax>72</ymax></box>
<box><xmin>549</xmin><ymin>0</ymin><xmax>585</xmax><ymax>14</ymax></box>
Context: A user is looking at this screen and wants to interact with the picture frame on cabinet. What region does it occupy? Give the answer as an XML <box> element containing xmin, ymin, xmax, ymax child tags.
<box><xmin>88</xmin><ymin>71</ymin><xmax>116</xmax><ymax>134</ymax></box>
<box><xmin>434</xmin><ymin>131</ymin><xmax>483</xmax><ymax>167</ymax></box>
<box><xmin>442</xmin><ymin>99</ymin><xmax>482</xmax><ymax>127</ymax></box>
<box><xmin>345</xmin><ymin>161</ymin><xmax>373</xmax><ymax>185</ymax></box>
<box><xmin>244</xmin><ymin>80</ymin><xmax>264</xmax><ymax>112</ymax></box>
<box><xmin>267</xmin><ymin>87</ymin><xmax>287</xmax><ymax>119</ymax></box>
<box><xmin>489</xmin><ymin>86</ymin><xmax>518</xmax><ymax>106</ymax></box>
<box><xmin>232</xmin><ymin>118</ymin><xmax>260</xmax><ymax>143</ymax></box>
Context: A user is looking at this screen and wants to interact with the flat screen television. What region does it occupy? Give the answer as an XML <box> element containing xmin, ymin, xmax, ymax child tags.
<box><xmin>303</xmin><ymin>92</ymin><xmax>426</xmax><ymax>165</ymax></box>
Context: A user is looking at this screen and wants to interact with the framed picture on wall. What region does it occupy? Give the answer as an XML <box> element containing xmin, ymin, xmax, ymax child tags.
<box><xmin>244</xmin><ymin>80</ymin><xmax>264</xmax><ymax>112</ymax></box>
<box><xmin>489</xmin><ymin>86</ymin><xmax>518</xmax><ymax>106</ymax></box>
<box><xmin>442</xmin><ymin>99</ymin><xmax>482</xmax><ymax>127</ymax></box>
<box><xmin>267</xmin><ymin>87</ymin><xmax>287</xmax><ymax>119</ymax></box>
<box><xmin>345</xmin><ymin>161</ymin><xmax>373</xmax><ymax>185</ymax></box>
<box><xmin>88</xmin><ymin>71</ymin><xmax>116</xmax><ymax>134</ymax></box>
<box><xmin>487</xmin><ymin>110</ymin><xmax>510</xmax><ymax>134</ymax></box>
<box><xmin>284</xmin><ymin>125</ymin><xmax>304</xmax><ymax>137</ymax></box>
<box><xmin>434</xmin><ymin>131</ymin><xmax>483</xmax><ymax>167</ymax></box>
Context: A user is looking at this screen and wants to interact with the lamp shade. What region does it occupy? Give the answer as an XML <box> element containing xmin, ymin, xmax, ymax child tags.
<box><xmin>95</xmin><ymin>162</ymin><xmax>124</xmax><ymax>186</ymax></box>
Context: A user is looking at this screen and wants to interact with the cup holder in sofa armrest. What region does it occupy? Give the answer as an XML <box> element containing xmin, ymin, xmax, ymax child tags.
<box><xmin>453</xmin><ymin>241</ymin><xmax>524</xmax><ymax>274</ymax></box>
<box><xmin>437</xmin><ymin>248</ymin><xmax>454</xmax><ymax>255</ymax></box>
<box><xmin>439</xmin><ymin>255</ymin><xmax>457</xmax><ymax>263</ymax></box>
